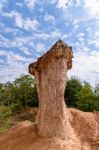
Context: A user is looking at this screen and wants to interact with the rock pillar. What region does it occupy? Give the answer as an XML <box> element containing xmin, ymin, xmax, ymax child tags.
<box><xmin>29</xmin><ymin>40</ymin><xmax>76</xmax><ymax>140</ymax></box>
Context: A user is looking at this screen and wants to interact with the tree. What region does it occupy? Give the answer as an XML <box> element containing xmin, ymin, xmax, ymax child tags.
<box><xmin>94</xmin><ymin>84</ymin><xmax>99</xmax><ymax>97</ymax></box>
<box><xmin>0</xmin><ymin>75</ymin><xmax>38</xmax><ymax>112</ymax></box>
<box><xmin>13</xmin><ymin>75</ymin><xmax>38</xmax><ymax>107</ymax></box>
<box><xmin>64</xmin><ymin>76</ymin><xmax>82</xmax><ymax>107</ymax></box>
<box><xmin>0</xmin><ymin>83</ymin><xmax>3</xmax><ymax>104</ymax></box>
<box><xmin>0</xmin><ymin>82</ymin><xmax>15</xmax><ymax>105</ymax></box>
<box><xmin>76</xmin><ymin>82</ymin><xmax>99</xmax><ymax>111</ymax></box>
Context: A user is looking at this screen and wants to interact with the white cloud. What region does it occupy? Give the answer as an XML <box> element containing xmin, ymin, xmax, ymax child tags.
<box><xmin>86</xmin><ymin>27</ymin><xmax>93</xmax><ymax>34</ymax></box>
<box><xmin>25</xmin><ymin>0</ymin><xmax>36</xmax><ymax>9</ymax></box>
<box><xmin>74</xmin><ymin>24</ymin><xmax>79</xmax><ymax>29</ymax></box>
<box><xmin>76</xmin><ymin>32</ymin><xmax>85</xmax><ymax>42</ymax></box>
<box><xmin>14</xmin><ymin>13</ymin><xmax>39</xmax><ymax>31</ymax></box>
<box><xmin>89</xmin><ymin>39</ymin><xmax>99</xmax><ymax>47</ymax></box>
<box><xmin>16</xmin><ymin>3</ymin><xmax>23</xmax><ymax>7</ymax></box>
<box><xmin>0</xmin><ymin>50</ymin><xmax>7</xmax><ymax>56</ymax></box>
<box><xmin>0</xmin><ymin>59</ymin><xmax>4</xmax><ymax>64</ymax></box>
<box><xmin>20</xmin><ymin>47</ymin><xmax>32</xmax><ymax>56</ymax></box>
<box><xmin>15</xmin><ymin>12</ymin><xmax>23</xmax><ymax>28</ymax></box>
<box><xmin>0</xmin><ymin>65</ymin><xmax>28</xmax><ymax>83</ymax></box>
<box><xmin>56</xmin><ymin>0</ymin><xmax>99</xmax><ymax>23</ymax></box>
<box><xmin>62</xmin><ymin>34</ymin><xmax>68</xmax><ymax>40</ymax></box>
<box><xmin>0</xmin><ymin>51</ymin><xmax>33</xmax><ymax>83</ymax></box>
<box><xmin>68</xmin><ymin>50</ymin><xmax>99</xmax><ymax>86</ymax></box>
<box><xmin>33</xmin><ymin>29</ymin><xmax>62</xmax><ymax>41</ymax></box>
<box><xmin>23</xmin><ymin>18</ymin><xmax>39</xmax><ymax>30</ymax></box>
<box><xmin>0</xmin><ymin>50</ymin><xmax>27</xmax><ymax>63</ymax></box>
<box><xmin>75</xmin><ymin>0</ymin><xmax>82</xmax><ymax>7</ymax></box>
<box><xmin>2</xmin><ymin>11</ymin><xmax>39</xmax><ymax>31</ymax></box>
<box><xmin>77</xmin><ymin>32</ymin><xmax>85</xmax><ymax>38</ymax></box>
<box><xmin>84</xmin><ymin>0</ymin><xmax>99</xmax><ymax>17</ymax></box>
<box><xmin>33</xmin><ymin>32</ymin><xmax>50</xmax><ymax>40</ymax></box>
<box><xmin>57</xmin><ymin>0</ymin><xmax>99</xmax><ymax>18</ymax></box>
<box><xmin>0</xmin><ymin>0</ymin><xmax>7</xmax><ymax>12</ymax></box>
<box><xmin>0</xmin><ymin>35</ymin><xmax>10</xmax><ymax>48</ymax></box>
<box><xmin>72</xmin><ymin>19</ymin><xmax>79</xmax><ymax>29</ymax></box>
<box><xmin>50</xmin><ymin>30</ymin><xmax>62</xmax><ymax>39</ymax></box>
<box><xmin>0</xmin><ymin>50</ymin><xmax>31</xmax><ymax>82</ymax></box>
<box><xmin>0</xmin><ymin>50</ymin><xmax>34</xmax><ymax>83</ymax></box>
<box><xmin>49</xmin><ymin>0</ymin><xmax>57</xmax><ymax>4</ymax></box>
<box><xmin>44</xmin><ymin>14</ymin><xmax>55</xmax><ymax>23</ymax></box>
<box><xmin>36</xmin><ymin>43</ymin><xmax>45</xmax><ymax>52</ymax></box>
<box><xmin>0</xmin><ymin>34</ymin><xmax>35</xmax><ymax>56</ymax></box>
<box><xmin>2</xmin><ymin>11</ymin><xmax>23</xmax><ymax>28</ymax></box>
<box><xmin>56</xmin><ymin>0</ymin><xmax>81</xmax><ymax>9</ymax></box>
<box><xmin>57</xmin><ymin>0</ymin><xmax>70</xmax><ymax>9</ymax></box>
<box><xmin>7</xmin><ymin>51</ymin><xmax>26</xmax><ymax>63</ymax></box>
<box><xmin>94</xmin><ymin>31</ymin><xmax>99</xmax><ymax>38</ymax></box>
<box><xmin>86</xmin><ymin>28</ymin><xmax>99</xmax><ymax>47</ymax></box>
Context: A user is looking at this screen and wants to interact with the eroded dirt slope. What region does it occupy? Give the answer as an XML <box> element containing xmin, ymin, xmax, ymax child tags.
<box><xmin>0</xmin><ymin>109</ymin><xmax>99</xmax><ymax>150</ymax></box>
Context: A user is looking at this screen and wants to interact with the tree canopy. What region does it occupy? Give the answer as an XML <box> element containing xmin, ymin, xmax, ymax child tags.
<box><xmin>65</xmin><ymin>77</ymin><xmax>99</xmax><ymax>111</ymax></box>
<box><xmin>0</xmin><ymin>75</ymin><xmax>99</xmax><ymax>112</ymax></box>
<box><xmin>0</xmin><ymin>75</ymin><xmax>38</xmax><ymax>113</ymax></box>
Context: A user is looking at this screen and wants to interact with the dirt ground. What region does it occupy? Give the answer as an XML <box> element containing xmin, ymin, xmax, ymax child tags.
<box><xmin>0</xmin><ymin>108</ymin><xmax>99</xmax><ymax>150</ymax></box>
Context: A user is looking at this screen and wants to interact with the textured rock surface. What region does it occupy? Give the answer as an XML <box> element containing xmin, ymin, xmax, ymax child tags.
<box><xmin>70</xmin><ymin>109</ymin><xmax>99</xmax><ymax>150</ymax></box>
<box><xmin>29</xmin><ymin>40</ymin><xmax>75</xmax><ymax>139</ymax></box>
<box><xmin>0</xmin><ymin>40</ymin><xmax>99</xmax><ymax>150</ymax></box>
<box><xmin>29</xmin><ymin>40</ymin><xmax>81</xmax><ymax>149</ymax></box>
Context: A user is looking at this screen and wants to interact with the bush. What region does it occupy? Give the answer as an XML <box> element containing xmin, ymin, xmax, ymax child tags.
<box><xmin>0</xmin><ymin>105</ymin><xmax>12</xmax><ymax>134</ymax></box>
<box><xmin>10</xmin><ymin>103</ymin><xmax>23</xmax><ymax>114</ymax></box>
<box><xmin>0</xmin><ymin>105</ymin><xmax>12</xmax><ymax>119</ymax></box>
<box><xmin>64</xmin><ymin>77</ymin><xmax>82</xmax><ymax>107</ymax></box>
<box><xmin>0</xmin><ymin>75</ymin><xmax>39</xmax><ymax>108</ymax></box>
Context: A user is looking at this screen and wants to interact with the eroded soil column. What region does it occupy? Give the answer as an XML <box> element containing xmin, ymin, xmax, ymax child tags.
<box><xmin>29</xmin><ymin>40</ymin><xmax>75</xmax><ymax>140</ymax></box>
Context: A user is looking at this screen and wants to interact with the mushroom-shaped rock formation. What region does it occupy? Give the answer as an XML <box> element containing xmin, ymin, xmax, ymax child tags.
<box><xmin>29</xmin><ymin>40</ymin><xmax>81</xmax><ymax>149</ymax></box>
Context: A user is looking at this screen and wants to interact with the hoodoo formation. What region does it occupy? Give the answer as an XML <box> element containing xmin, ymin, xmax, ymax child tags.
<box><xmin>29</xmin><ymin>40</ymin><xmax>81</xmax><ymax>149</ymax></box>
<box><xmin>29</xmin><ymin>40</ymin><xmax>76</xmax><ymax>139</ymax></box>
<box><xmin>0</xmin><ymin>40</ymin><xmax>99</xmax><ymax>150</ymax></box>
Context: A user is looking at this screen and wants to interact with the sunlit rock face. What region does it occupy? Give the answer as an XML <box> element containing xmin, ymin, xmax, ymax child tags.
<box><xmin>29</xmin><ymin>40</ymin><xmax>81</xmax><ymax>149</ymax></box>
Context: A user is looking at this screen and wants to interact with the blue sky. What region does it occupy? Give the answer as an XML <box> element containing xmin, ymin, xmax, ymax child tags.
<box><xmin>0</xmin><ymin>0</ymin><xmax>99</xmax><ymax>86</ymax></box>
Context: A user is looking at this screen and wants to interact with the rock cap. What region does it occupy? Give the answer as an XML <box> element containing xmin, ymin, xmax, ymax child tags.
<box><xmin>29</xmin><ymin>40</ymin><xmax>74</xmax><ymax>75</ymax></box>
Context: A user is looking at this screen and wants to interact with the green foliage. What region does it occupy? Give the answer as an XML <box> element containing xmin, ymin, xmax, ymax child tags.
<box><xmin>0</xmin><ymin>74</ymin><xmax>99</xmax><ymax>115</ymax></box>
<box><xmin>94</xmin><ymin>84</ymin><xmax>99</xmax><ymax>97</ymax></box>
<box><xmin>0</xmin><ymin>118</ymin><xmax>11</xmax><ymax>134</ymax></box>
<box><xmin>0</xmin><ymin>75</ymin><xmax>38</xmax><ymax>112</ymax></box>
<box><xmin>0</xmin><ymin>105</ymin><xmax>12</xmax><ymax>118</ymax></box>
<box><xmin>64</xmin><ymin>78</ymin><xmax>99</xmax><ymax>112</ymax></box>
<box><xmin>13</xmin><ymin>75</ymin><xmax>38</xmax><ymax>107</ymax></box>
<box><xmin>10</xmin><ymin>103</ymin><xmax>22</xmax><ymax>114</ymax></box>
<box><xmin>64</xmin><ymin>76</ymin><xmax>82</xmax><ymax>107</ymax></box>
<box><xmin>0</xmin><ymin>82</ymin><xmax>15</xmax><ymax>105</ymax></box>
<box><xmin>76</xmin><ymin>83</ymin><xmax>98</xmax><ymax>111</ymax></box>
<box><xmin>0</xmin><ymin>74</ymin><xmax>99</xmax><ymax>135</ymax></box>
<box><xmin>0</xmin><ymin>105</ymin><xmax>12</xmax><ymax>134</ymax></box>
<box><xmin>0</xmin><ymin>74</ymin><xmax>39</xmax><ymax>134</ymax></box>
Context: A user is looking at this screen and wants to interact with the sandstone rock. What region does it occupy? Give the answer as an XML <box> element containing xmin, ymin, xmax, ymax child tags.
<box><xmin>29</xmin><ymin>40</ymin><xmax>80</xmax><ymax>149</ymax></box>
<box><xmin>70</xmin><ymin>108</ymin><xmax>99</xmax><ymax>150</ymax></box>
